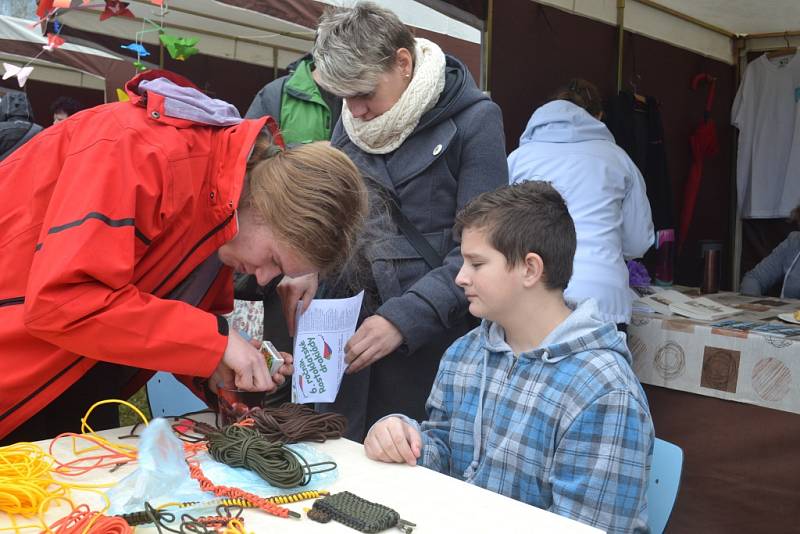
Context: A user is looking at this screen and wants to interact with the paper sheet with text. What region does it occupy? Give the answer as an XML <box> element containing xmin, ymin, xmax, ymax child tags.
<box><xmin>291</xmin><ymin>291</ymin><xmax>364</xmax><ymax>403</ymax></box>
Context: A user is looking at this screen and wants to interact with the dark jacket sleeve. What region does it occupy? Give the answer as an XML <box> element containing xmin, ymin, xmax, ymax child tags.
<box><xmin>244</xmin><ymin>76</ymin><xmax>286</xmax><ymax>120</ymax></box>
<box><xmin>377</xmin><ymin>101</ymin><xmax>508</xmax><ymax>353</ymax></box>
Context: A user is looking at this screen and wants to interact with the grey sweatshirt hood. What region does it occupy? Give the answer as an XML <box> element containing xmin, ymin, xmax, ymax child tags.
<box><xmin>480</xmin><ymin>298</ymin><xmax>631</xmax><ymax>366</ymax></box>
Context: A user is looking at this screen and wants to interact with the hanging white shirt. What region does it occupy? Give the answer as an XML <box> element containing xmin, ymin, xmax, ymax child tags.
<box><xmin>732</xmin><ymin>53</ymin><xmax>800</xmax><ymax>219</ymax></box>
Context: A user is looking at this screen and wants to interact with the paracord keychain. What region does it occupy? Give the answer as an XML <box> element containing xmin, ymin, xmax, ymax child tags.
<box><xmin>307</xmin><ymin>491</ymin><xmax>415</xmax><ymax>533</ymax></box>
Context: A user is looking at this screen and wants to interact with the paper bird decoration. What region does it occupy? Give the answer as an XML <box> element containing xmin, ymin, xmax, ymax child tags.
<box><xmin>100</xmin><ymin>1</ymin><xmax>134</xmax><ymax>22</ymax></box>
<box><xmin>43</xmin><ymin>33</ymin><xmax>65</xmax><ymax>52</ymax></box>
<box><xmin>159</xmin><ymin>34</ymin><xmax>199</xmax><ymax>61</ymax></box>
<box><xmin>2</xmin><ymin>63</ymin><xmax>34</xmax><ymax>88</ymax></box>
<box><xmin>120</xmin><ymin>42</ymin><xmax>150</xmax><ymax>57</ymax></box>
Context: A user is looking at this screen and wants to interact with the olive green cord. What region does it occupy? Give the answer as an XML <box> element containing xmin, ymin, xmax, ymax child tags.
<box><xmin>205</xmin><ymin>425</ymin><xmax>336</xmax><ymax>488</ymax></box>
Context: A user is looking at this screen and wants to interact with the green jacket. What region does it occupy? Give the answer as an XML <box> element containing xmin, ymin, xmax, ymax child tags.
<box><xmin>244</xmin><ymin>56</ymin><xmax>341</xmax><ymax>145</ymax></box>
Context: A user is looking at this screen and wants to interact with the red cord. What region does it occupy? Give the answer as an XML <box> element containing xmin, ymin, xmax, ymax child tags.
<box><xmin>46</xmin><ymin>504</ymin><xmax>132</xmax><ymax>533</ymax></box>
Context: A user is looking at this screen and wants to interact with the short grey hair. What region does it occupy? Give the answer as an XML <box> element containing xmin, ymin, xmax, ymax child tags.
<box><xmin>312</xmin><ymin>2</ymin><xmax>416</xmax><ymax>97</ymax></box>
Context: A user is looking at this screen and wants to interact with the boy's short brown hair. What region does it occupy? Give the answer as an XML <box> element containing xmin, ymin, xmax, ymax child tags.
<box><xmin>454</xmin><ymin>181</ymin><xmax>576</xmax><ymax>291</ymax></box>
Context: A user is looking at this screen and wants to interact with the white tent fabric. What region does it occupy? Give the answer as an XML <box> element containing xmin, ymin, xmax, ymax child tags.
<box><xmin>0</xmin><ymin>15</ymin><xmax>126</xmax><ymax>90</ymax></box>
<box><xmin>533</xmin><ymin>0</ymin><xmax>800</xmax><ymax>64</ymax></box>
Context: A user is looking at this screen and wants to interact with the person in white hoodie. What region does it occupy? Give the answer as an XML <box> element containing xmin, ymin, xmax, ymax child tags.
<box><xmin>508</xmin><ymin>79</ymin><xmax>654</xmax><ymax>327</ymax></box>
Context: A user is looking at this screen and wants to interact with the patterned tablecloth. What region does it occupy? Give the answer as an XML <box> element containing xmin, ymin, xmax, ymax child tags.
<box><xmin>629</xmin><ymin>291</ymin><xmax>800</xmax><ymax>415</ymax></box>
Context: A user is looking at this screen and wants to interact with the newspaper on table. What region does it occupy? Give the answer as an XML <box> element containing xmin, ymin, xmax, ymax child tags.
<box><xmin>291</xmin><ymin>291</ymin><xmax>364</xmax><ymax>404</ymax></box>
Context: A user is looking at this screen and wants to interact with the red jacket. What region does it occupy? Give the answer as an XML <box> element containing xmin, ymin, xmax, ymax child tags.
<box><xmin>0</xmin><ymin>71</ymin><xmax>267</xmax><ymax>438</ymax></box>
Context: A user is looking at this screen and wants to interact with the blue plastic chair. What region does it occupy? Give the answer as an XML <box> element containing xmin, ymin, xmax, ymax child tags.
<box><xmin>146</xmin><ymin>371</ymin><xmax>208</xmax><ymax>418</ymax></box>
<box><xmin>648</xmin><ymin>437</ymin><xmax>684</xmax><ymax>534</ymax></box>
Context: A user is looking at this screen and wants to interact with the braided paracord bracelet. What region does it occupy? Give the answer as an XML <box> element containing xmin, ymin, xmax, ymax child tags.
<box><xmin>307</xmin><ymin>491</ymin><xmax>415</xmax><ymax>533</ymax></box>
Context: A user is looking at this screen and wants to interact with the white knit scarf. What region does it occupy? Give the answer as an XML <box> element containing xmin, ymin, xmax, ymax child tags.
<box><xmin>341</xmin><ymin>38</ymin><xmax>446</xmax><ymax>154</ymax></box>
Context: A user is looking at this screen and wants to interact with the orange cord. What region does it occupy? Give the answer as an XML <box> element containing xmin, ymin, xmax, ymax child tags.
<box><xmin>187</xmin><ymin>463</ymin><xmax>299</xmax><ymax>519</ymax></box>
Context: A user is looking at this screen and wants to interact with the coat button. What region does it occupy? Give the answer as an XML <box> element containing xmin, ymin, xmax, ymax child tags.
<box><xmin>432</xmin><ymin>144</ymin><xmax>442</xmax><ymax>156</ymax></box>
<box><xmin>150</xmin><ymin>111</ymin><xmax>160</xmax><ymax>119</ymax></box>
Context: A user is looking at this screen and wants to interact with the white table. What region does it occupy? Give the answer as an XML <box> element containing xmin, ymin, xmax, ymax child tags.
<box><xmin>1</xmin><ymin>422</ymin><xmax>602</xmax><ymax>533</ymax></box>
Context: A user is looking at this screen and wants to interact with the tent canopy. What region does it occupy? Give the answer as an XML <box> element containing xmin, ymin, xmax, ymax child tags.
<box><xmin>0</xmin><ymin>14</ymin><xmax>133</xmax><ymax>95</ymax></box>
<box><xmin>57</xmin><ymin>0</ymin><xmax>316</xmax><ymax>70</ymax></box>
<box><xmin>438</xmin><ymin>0</ymin><xmax>800</xmax><ymax>64</ymax></box>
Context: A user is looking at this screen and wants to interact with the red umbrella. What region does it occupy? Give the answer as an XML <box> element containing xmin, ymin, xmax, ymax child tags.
<box><xmin>679</xmin><ymin>73</ymin><xmax>718</xmax><ymax>252</ymax></box>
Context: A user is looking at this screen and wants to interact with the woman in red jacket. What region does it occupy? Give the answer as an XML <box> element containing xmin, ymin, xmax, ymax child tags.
<box><xmin>0</xmin><ymin>71</ymin><xmax>367</xmax><ymax>442</ymax></box>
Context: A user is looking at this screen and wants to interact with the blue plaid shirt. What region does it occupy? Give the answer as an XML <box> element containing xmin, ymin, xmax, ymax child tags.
<box><xmin>403</xmin><ymin>300</ymin><xmax>653</xmax><ymax>533</ymax></box>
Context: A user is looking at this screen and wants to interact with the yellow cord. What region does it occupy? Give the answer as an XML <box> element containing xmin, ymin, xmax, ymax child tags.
<box><xmin>0</xmin><ymin>398</ymin><xmax>149</xmax><ymax>533</ymax></box>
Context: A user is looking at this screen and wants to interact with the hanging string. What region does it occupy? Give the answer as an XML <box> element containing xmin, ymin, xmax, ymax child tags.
<box><xmin>239</xmin><ymin>404</ymin><xmax>347</xmax><ymax>443</ymax></box>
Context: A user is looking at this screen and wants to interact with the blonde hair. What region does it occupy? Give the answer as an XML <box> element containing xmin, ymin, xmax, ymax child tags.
<box><xmin>243</xmin><ymin>136</ymin><xmax>368</xmax><ymax>273</ymax></box>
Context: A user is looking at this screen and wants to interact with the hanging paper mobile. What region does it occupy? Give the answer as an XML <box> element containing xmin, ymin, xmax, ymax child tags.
<box><xmin>132</xmin><ymin>60</ymin><xmax>148</xmax><ymax>71</ymax></box>
<box><xmin>2</xmin><ymin>63</ymin><xmax>34</xmax><ymax>88</ymax></box>
<box><xmin>159</xmin><ymin>33</ymin><xmax>199</xmax><ymax>61</ymax></box>
<box><xmin>100</xmin><ymin>1</ymin><xmax>135</xmax><ymax>22</ymax></box>
<box><xmin>120</xmin><ymin>42</ymin><xmax>150</xmax><ymax>57</ymax></box>
<box><xmin>43</xmin><ymin>33</ymin><xmax>65</xmax><ymax>52</ymax></box>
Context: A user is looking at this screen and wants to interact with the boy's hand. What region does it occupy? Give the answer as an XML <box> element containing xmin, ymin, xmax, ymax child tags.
<box><xmin>364</xmin><ymin>416</ymin><xmax>421</xmax><ymax>466</ymax></box>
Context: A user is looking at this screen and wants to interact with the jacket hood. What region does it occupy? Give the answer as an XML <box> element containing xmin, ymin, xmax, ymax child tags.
<box><xmin>126</xmin><ymin>69</ymin><xmax>243</xmax><ymax>127</ymax></box>
<box><xmin>481</xmin><ymin>299</ymin><xmax>631</xmax><ymax>366</ymax></box>
<box><xmin>414</xmin><ymin>54</ymin><xmax>486</xmax><ymax>132</ymax></box>
<box><xmin>519</xmin><ymin>100</ymin><xmax>615</xmax><ymax>145</ymax></box>
<box><xmin>0</xmin><ymin>92</ymin><xmax>34</xmax><ymax>122</ymax></box>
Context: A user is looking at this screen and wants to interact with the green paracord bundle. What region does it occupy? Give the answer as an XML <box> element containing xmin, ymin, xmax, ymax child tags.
<box><xmin>205</xmin><ymin>424</ymin><xmax>335</xmax><ymax>488</ymax></box>
<box><xmin>307</xmin><ymin>491</ymin><xmax>415</xmax><ymax>533</ymax></box>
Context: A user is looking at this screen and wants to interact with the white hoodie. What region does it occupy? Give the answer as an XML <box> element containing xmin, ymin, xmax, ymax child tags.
<box><xmin>508</xmin><ymin>100</ymin><xmax>654</xmax><ymax>323</ymax></box>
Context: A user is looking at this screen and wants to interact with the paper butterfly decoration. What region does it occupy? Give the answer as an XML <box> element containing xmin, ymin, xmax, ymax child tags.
<box><xmin>100</xmin><ymin>1</ymin><xmax>135</xmax><ymax>22</ymax></box>
<box><xmin>132</xmin><ymin>60</ymin><xmax>148</xmax><ymax>72</ymax></box>
<box><xmin>159</xmin><ymin>33</ymin><xmax>199</xmax><ymax>61</ymax></box>
<box><xmin>120</xmin><ymin>42</ymin><xmax>150</xmax><ymax>57</ymax></box>
<box><xmin>2</xmin><ymin>63</ymin><xmax>34</xmax><ymax>88</ymax></box>
<box><xmin>43</xmin><ymin>33</ymin><xmax>65</xmax><ymax>52</ymax></box>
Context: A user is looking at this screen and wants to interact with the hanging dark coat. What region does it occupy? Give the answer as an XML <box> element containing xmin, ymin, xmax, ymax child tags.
<box><xmin>605</xmin><ymin>92</ymin><xmax>674</xmax><ymax>232</ymax></box>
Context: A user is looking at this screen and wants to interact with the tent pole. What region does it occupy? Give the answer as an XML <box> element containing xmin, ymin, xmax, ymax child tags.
<box><xmin>484</xmin><ymin>0</ymin><xmax>493</xmax><ymax>93</ymax></box>
<box><xmin>616</xmin><ymin>0</ymin><xmax>625</xmax><ymax>92</ymax></box>
<box><xmin>731</xmin><ymin>37</ymin><xmax>747</xmax><ymax>291</ymax></box>
<box><xmin>744</xmin><ymin>30</ymin><xmax>800</xmax><ymax>40</ymax></box>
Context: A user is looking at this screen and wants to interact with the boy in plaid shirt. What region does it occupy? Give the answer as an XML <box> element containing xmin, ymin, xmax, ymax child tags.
<box><xmin>364</xmin><ymin>181</ymin><xmax>653</xmax><ymax>533</ymax></box>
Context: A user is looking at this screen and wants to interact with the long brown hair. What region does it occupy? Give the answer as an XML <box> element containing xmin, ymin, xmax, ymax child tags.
<box><xmin>242</xmin><ymin>135</ymin><xmax>368</xmax><ymax>274</ymax></box>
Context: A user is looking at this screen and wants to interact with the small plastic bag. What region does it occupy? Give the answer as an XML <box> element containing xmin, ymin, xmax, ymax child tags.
<box><xmin>106</xmin><ymin>418</ymin><xmax>209</xmax><ymax>515</ymax></box>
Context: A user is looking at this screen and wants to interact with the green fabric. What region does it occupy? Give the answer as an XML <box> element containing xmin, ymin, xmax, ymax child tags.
<box><xmin>279</xmin><ymin>58</ymin><xmax>331</xmax><ymax>144</ymax></box>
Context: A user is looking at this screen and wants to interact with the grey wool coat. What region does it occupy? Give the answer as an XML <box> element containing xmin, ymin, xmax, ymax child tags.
<box><xmin>321</xmin><ymin>55</ymin><xmax>508</xmax><ymax>439</ymax></box>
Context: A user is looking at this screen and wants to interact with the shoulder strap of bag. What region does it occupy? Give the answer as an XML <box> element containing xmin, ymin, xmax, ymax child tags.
<box><xmin>367</xmin><ymin>176</ymin><xmax>443</xmax><ymax>270</ymax></box>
